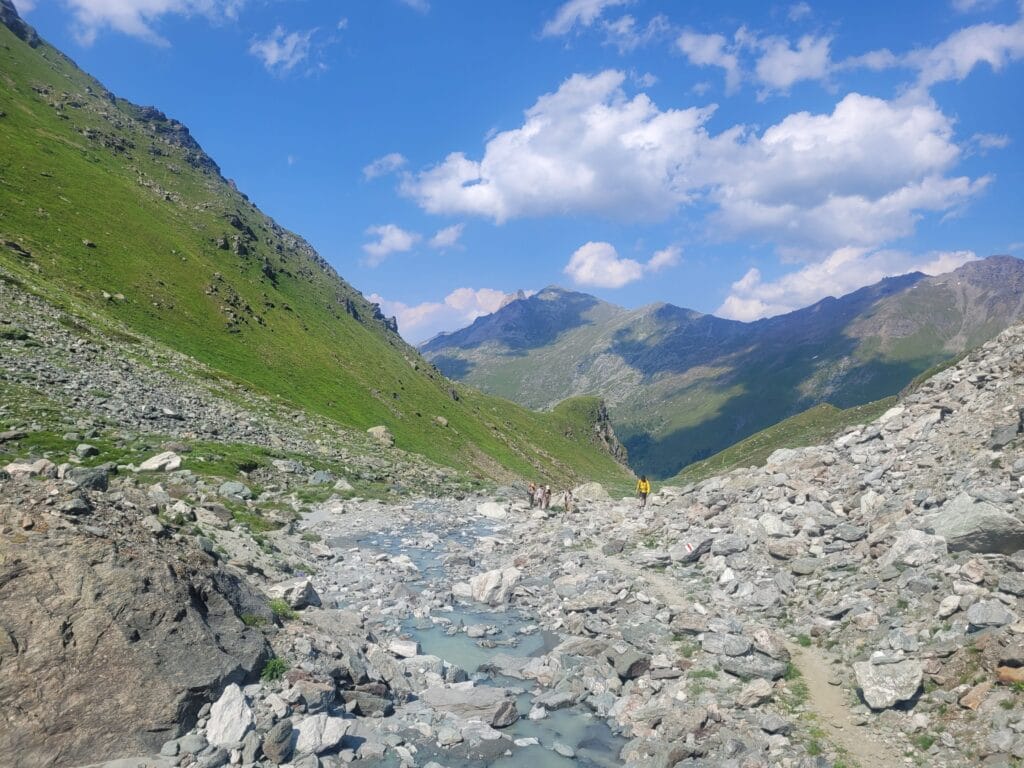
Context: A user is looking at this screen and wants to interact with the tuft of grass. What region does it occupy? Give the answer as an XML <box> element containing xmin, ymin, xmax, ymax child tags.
<box><xmin>797</xmin><ymin>634</ymin><xmax>813</xmax><ymax>648</ymax></box>
<box><xmin>240</xmin><ymin>613</ymin><xmax>267</xmax><ymax>627</ymax></box>
<box><xmin>269</xmin><ymin>598</ymin><xmax>298</xmax><ymax>620</ymax></box>
<box><xmin>914</xmin><ymin>734</ymin><xmax>935</xmax><ymax>751</ymax></box>
<box><xmin>260</xmin><ymin>657</ymin><xmax>288</xmax><ymax>682</ymax></box>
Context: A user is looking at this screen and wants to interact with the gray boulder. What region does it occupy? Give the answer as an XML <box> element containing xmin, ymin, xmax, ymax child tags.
<box><xmin>927</xmin><ymin>492</ymin><xmax>1024</xmax><ymax>554</ymax></box>
<box><xmin>854</xmin><ymin>659</ymin><xmax>922</xmax><ymax>710</ymax></box>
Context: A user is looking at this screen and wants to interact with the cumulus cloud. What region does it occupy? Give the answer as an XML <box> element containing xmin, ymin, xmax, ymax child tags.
<box><xmin>563</xmin><ymin>241</ymin><xmax>680</xmax><ymax>288</ymax></box>
<box><xmin>362</xmin><ymin>224</ymin><xmax>420</xmax><ymax>266</ymax></box>
<box><xmin>369</xmin><ymin>288</ymin><xmax>525</xmax><ymax>343</ymax></box>
<box><xmin>406</xmin><ymin>72</ymin><xmax>985</xmax><ymax>257</ymax></box>
<box><xmin>14</xmin><ymin>0</ymin><xmax>36</xmax><ymax>13</ymax></box>
<box><xmin>429</xmin><ymin>223</ymin><xmax>464</xmax><ymax>249</ymax></box>
<box><xmin>677</xmin><ymin>31</ymin><xmax>742</xmax><ymax>92</ymax></box>
<box><xmin>403</xmin><ymin>70</ymin><xmax>714</xmax><ymax>223</ymax></box>
<box><xmin>65</xmin><ymin>0</ymin><xmax>244</xmax><ymax>46</ymax></box>
<box><xmin>951</xmin><ymin>0</ymin><xmax>1001</xmax><ymax>12</ymax></box>
<box><xmin>363</xmin><ymin>152</ymin><xmax>407</xmax><ymax>180</ymax></box>
<box><xmin>716</xmin><ymin>248</ymin><xmax>978</xmax><ymax>321</ymax></box>
<box><xmin>754</xmin><ymin>34</ymin><xmax>832</xmax><ymax>92</ymax></box>
<box><xmin>971</xmin><ymin>132</ymin><xmax>1011</xmax><ymax>151</ymax></box>
<box><xmin>541</xmin><ymin>0</ymin><xmax>631</xmax><ymax>37</ymax></box>
<box><xmin>909</xmin><ymin>15</ymin><xmax>1024</xmax><ymax>87</ymax></box>
<box><xmin>249</xmin><ymin>26</ymin><xmax>314</xmax><ymax>74</ymax></box>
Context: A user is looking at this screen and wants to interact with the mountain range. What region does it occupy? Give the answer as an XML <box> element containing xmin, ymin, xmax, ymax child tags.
<box><xmin>422</xmin><ymin>256</ymin><xmax>1024</xmax><ymax>479</ymax></box>
<box><xmin>0</xmin><ymin>2</ymin><xmax>631</xmax><ymax>488</ymax></box>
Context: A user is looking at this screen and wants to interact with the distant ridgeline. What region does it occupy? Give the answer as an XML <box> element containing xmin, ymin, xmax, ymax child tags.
<box><xmin>0</xmin><ymin>3</ymin><xmax>633</xmax><ymax>488</ymax></box>
<box><xmin>422</xmin><ymin>257</ymin><xmax>1024</xmax><ymax>479</ymax></box>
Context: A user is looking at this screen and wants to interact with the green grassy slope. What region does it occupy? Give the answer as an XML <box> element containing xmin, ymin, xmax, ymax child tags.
<box><xmin>0</xmin><ymin>18</ymin><xmax>631</xmax><ymax>488</ymax></box>
<box><xmin>668</xmin><ymin>398</ymin><xmax>897</xmax><ymax>486</ymax></box>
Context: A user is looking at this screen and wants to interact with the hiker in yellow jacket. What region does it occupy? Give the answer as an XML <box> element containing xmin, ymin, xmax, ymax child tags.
<box><xmin>636</xmin><ymin>475</ymin><xmax>651</xmax><ymax>509</ymax></box>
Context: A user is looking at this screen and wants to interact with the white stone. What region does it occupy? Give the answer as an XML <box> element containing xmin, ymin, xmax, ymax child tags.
<box><xmin>389</xmin><ymin>638</ymin><xmax>421</xmax><ymax>658</ymax></box>
<box><xmin>853</xmin><ymin>659</ymin><xmax>922</xmax><ymax>710</ymax></box>
<box><xmin>206</xmin><ymin>684</ymin><xmax>254</xmax><ymax>747</ymax></box>
<box><xmin>468</xmin><ymin>567</ymin><xmax>521</xmax><ymax>605</ymax></box>
<box><xmin>138</xmin><ymin>451</ymin><xmax>182</xmax><ymax>472</ymax></box>
<box><xmin>294</xmin><ymin>713</ymin><xmax>349</xmax><ymax>755</ymax></box>
<box><xmin>476</xmin><ymin>501</ymin><xmax>509</xmax><ymax>520</ymax></box>
<box><xmin>3</xmin><ymin>458</ymin><xmax>57</xmax><ymax>477</ymax></box>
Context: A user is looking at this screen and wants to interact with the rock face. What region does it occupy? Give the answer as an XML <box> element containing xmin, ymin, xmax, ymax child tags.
<box><xmin>0</xmin><ymin>480</ymin><xmax>270</xmax><ymax>767</ymax></box>
<box><xmin>854</xmin><ymin>659</ymin><xmax>923</xmax><ymax>710</ymax></box>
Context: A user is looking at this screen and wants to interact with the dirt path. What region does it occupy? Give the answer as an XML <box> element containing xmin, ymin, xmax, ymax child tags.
<box><xmin>787</xmin><ymin>643</ymin><xmax>892</xmax><ymax>768</ymax></box>
<box><xmin>587</xmin><ymin>546</ymin><xmax>891</xmax><ymax>768</ymax></box>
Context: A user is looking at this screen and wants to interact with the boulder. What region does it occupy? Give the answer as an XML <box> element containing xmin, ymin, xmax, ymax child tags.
<box><xmin>0</xmin><ymin>508</ymin><xmax>270</xmax><ymax>766</ymax></box>
<box><xmin>491</xmin><ymin>700</ymin><xmax>519</xmax><ymax>728</ymax></box>
<box><xmin>366</xmin><ymin>426</ymin><xmax>394</xmax><ymax>447</ymax></box>
<box><xmin>605</xmin><ymin>643</ymin><xmax>650</xmax><ymax>680</ymax></box>
<box><xmin>206</xmin><ymin>684</ymin><xmax>254</xmax><ymax>747</ymax></box>
<box><xmin>420</xmin><ymin>682</ymin><xmax>511</xmax><ymax>720</ymax></box>
<box><xmin>388</xmin><ymin>638</ymin><xmax>421</xmax><ymax>658</ymax></box>
<box><xmin>927</xmin><ymin>492</ymin><xmax>1024</xmax><ymax>554</ymax></box>
<box><xmin>137</xmin><ymin>451</ymin><xmax>182</xmax><ymax>472</ymax></box>
<box><xmin>853</xmin><ymin>659</ymin><xmax>922</xmax><ymax>710</ymax></box>
<box><xmin>3</xmin><ymin>458</ymin><xmax>57</xmax><ymax>478</ymax></box>
<box><xmin>966</xmin><ymin>599</ymin><xmax>1017</xmax><ymax>630</ymax></box>
<box><xmin>476</xmin><ymin>501</ymin><xmax>508</xmax><ymax>520</ymax></box>
<box><xmin>293</xmin><ymin>713</ymin><xmax>349</xmax><ymax>755</ymax></box>
<box><xmin>881</xmin><ymin>530</ymin><xmax>947</xmax><ymax>567</ymax></box>
<box><xmin>573</xmin><ymin>482</ymin><xmax>610</xmax><ymax>501</ymax></box>
<box><xmin>669</xmin><ymin>535</ymin><xmax>713</xmax><ymax>563</ymax></box>
<box><xmin>720</xmin><ymin>653</ymin><xmax>787</xmax><ymax>681</ymax></box>
<box><xmin>266</xmin><ymin>577</ymin><xmax>321</xmax><ymax>609</ymax></box>
<box><xmin>467</xmin><ymin>567</ymin><xmax>520</xmax><ymax>605</ymax></box>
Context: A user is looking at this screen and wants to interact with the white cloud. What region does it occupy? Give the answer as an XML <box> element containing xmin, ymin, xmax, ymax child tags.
<box><xmin>909</xmin><ymin>15</ymin><xmax>1024</xmax><ymax>87</ymax></box>
<box><xmin>716</xmin><ymin>247</ymin><xmax>978</xmax><ymax>320</ymax></box>
<box><xmin>788</xmin><ymin>2</ymin><xmax>812</xmax><ymax>21</ymax></box>
<box><xmin>972</xmin><ymin>132</ymin><xmax>1011</xmax><ymax>150</ymax></box>
<box><xmin>429</xmin><ymin>223</ymin><xmax>464</xmax><ymax>249</ymax></box>
<box><xmin>542</xmin><ymin>0</ymin><xmax>631</xmax><ymax>37</ymax></box>
<box><xmin>646</xmin><ymin>245</ymin><xmax>681</xmax><ymax>273</ymax></box>
<box><xmin>65</xmin><ymin>0</ymin><xmax>244</xmax><ymax>46</ymax></box>
<box><xmin>563</xmin><ymin>241</ymin><xmax>680</xmax><ymax>288</ymax></box>
<box><xmin>14</xmin><ymin>0</ymin><xmax>36</xmax><ymax>13</ymax></box>
<box><xmin>564</xmin><ymin>242</ymin><xmax>644</xmax><ymax>288</ymax></box>
<box><xmin>362</xmin><ymin>224</ymin><xmax>420</xmax><ymax>266</ymax></box>
<box><xmin>403</xmin><ymin>70</ymin><xmax>714</xmax><ymax>222</ymax></box>
<box><xmin>602</xmin><ymin>14</ymin><xmax>669</xmax><ymax>53</ymax></box>
<box><xmin>249</xmin><ymin>26</ymin><xmax>314</xmax><ymax>74</ymax></box>
<box><xmin>754</xmin><ymin>34</ymin><xmax>832</xmax><ymax>91</ymax></box>
<box><xmin>406</xmin><ymin>73</ymin><xmax>985</xmax><ymax>257</ymax></box>
<box><xmin>369</xmin><ymin>288</ymin><xmax>523</xmax><ymax>343</ymax></box>
<box><xmin>363</xmin><ymin>152</ymin><xmax>407</xmax><ymax>180</ymax></box>
<box><xmin>399</xmin><ymin>0</ymin><xmax>429</xmax><ymax>13</ymax></box>
<box><xmin>677</xmin><ymin>31</ymin><xmax>742</xmax><ymax>92</ymax></box>
<box><xmin>837</xmin><ymin>48</ymin><xmax>900</xmax><ymax>72</ymax></box>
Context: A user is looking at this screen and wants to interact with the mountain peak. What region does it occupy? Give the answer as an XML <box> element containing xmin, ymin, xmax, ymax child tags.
<box><xmin>1</xmin><ymin>0</ymin><xmax>39</xmax><ymax>47</ymax></box>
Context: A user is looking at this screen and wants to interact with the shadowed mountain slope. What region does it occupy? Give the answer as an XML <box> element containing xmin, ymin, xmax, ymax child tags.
<box><xmin>423</xmin><ymin>257</ymin><xmax>1024</xmax><ymax>478</ymax></box>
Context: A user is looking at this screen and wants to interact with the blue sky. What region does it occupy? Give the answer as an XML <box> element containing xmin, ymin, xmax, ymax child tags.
<box><xmin>15</xmin><ymin>0</ymin><xmax>1024</xmax><ymax>342</ymax></box>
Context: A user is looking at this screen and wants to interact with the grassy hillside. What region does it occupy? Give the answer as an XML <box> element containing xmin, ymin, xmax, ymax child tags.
<box><xmin>668</xmin><ymin>398</ymin><xmax>897</xmax><ymax>486</ymax></box>
<box><xmin>0</xmin><ymin>16</ymin><xmax>631</xmax><ymax>488</ymax></box>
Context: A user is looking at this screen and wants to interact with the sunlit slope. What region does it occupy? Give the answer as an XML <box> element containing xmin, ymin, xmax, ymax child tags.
<box><xmin>0</xmin><ymin>17</ymin><xmax>631</xmax><ymax>486</ymax></box>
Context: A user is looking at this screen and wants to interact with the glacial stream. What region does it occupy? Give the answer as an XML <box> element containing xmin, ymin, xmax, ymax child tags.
<box><xmin>345</xmin><ymin>503</ymin><xmax>628</xmax><ymax>768</ymax></box>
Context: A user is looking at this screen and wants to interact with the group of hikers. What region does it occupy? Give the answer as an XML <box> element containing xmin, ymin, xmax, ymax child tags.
<box><xmin>526</xmin><ymin>474</ymin><xmax>653</xmax><ymax>512</ymax></box>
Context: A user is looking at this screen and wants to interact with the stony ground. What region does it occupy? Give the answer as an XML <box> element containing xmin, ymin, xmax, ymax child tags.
<box><xmin>4</xmin><ymin>268</ymin><xmax>1024</xmax><ymax>768</ymax></box>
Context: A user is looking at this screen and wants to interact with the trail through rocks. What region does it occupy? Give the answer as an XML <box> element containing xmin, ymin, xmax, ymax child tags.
<box><xmin>589</xmin><ymin>544</ymin><xmax>891</xmax><ymax>768</ymax></box>
<box><xmin>788</xmin><ymin>643</ymin><xmax>891</xmax><ymax>768</ymax></box>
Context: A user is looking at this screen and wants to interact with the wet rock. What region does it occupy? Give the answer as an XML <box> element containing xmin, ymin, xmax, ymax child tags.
<box><xmin>462</xmin><ymin>567</ymin><xmax>520</xmax><ymax>605</ymax></box>
<box><xmin>491</xmin><ymin>700</ymin><xmax>519</xmax><ymax>728</ymax></box>
<box><xmin>420</xmin><ymin>682</ymin><xmax>511</xmax><ymax>720</ymax></box>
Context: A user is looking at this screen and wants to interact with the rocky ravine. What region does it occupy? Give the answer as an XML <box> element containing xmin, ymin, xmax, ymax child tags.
<box><xmin>4</xmin><ymin>273</ymin><xmax>1024</xmax><ymax>768</ymax></box>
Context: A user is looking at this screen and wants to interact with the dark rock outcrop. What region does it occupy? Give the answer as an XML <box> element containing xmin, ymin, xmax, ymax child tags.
<box><xmin>0</xmin><ymin>478</ymin><xmax>271</xmax><ymax>767</ymax></box>
<box><xmin>0</xmin><ymin>0</ymin><xmax>40</xmax><ymax>47</ymax></box>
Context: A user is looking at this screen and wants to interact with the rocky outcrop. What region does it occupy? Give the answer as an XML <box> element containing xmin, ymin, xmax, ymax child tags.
<box><xmin>0</xmin><ymin>0</ymin><xmax>40</xmax><ymax>47</ymax></box>
<box><xmin>0</xmin><ymin>477</ymin><xmax>270</xmax><ymax>767</ymax></box>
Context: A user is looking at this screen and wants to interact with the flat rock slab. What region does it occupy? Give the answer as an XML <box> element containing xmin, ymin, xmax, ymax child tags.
<box><xmin>420</xmin><ymin>683</ymin><xmax>511</xmax><ymax>720</ymax></box>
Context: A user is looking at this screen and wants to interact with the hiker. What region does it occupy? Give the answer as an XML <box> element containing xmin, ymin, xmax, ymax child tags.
<box><xmin>542</xmin><ymin>485</ymin><xmax>552</xmax><ymax>511</ymax></box>
<box><xmin>636</xmin><ymin>474</ymin><xmax>651</xmax><ymax>509</ymax></box>
<box><xmin>527</xmin><ymin>481</ymin><xmax>536</xmax><ymax>508</ymax></box>
<box><xmin>533</xmin><ymin>483</ymin><xmax>545</xmax><ymax>508</ymax></box>
<box><xmin>563</xmin><ymin>489</ymin><xmax>575</xmax><ymax>515</ymax></box>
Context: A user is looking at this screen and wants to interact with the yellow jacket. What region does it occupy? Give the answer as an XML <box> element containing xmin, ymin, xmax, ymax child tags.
<box><xmin>636</xmin><ymin>478</ymin><xmax>651</xmax><ymax>494</ymax></box>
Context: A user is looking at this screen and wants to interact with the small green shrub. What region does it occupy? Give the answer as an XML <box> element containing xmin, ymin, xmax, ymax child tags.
<box><xmin>914</xmin><ymin>734</ymin><xmax>935</xmax><ymax>751</ymax></box>
<box><xmin>797</xmin><ymin>634</ymin><xmax>812</xmax><ymax>647</ymax></box>
<box><xmin>261</xmin><ymin>657</ymin><xmax>288</xmax><ymax>681</ymax></box>
<box><xmin>269</xmin><ymin>598</ymin><xmax>297</xmax><ymax>620</ymax></box>
<box><xmin>240</xmin><ymin>613</ymin><xmax>267</xmax><ymax>627</ymax></box>
<box><xmin>300</xmin><ymin>532</ymin><xmax>321</xmax><ymax>542</ymax></box>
